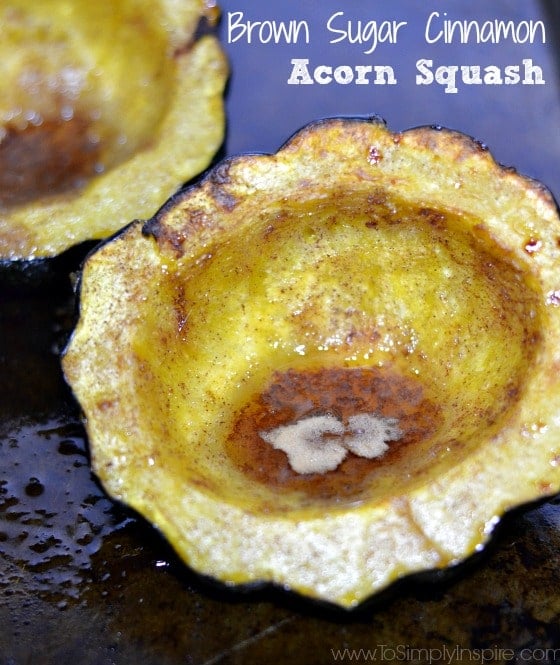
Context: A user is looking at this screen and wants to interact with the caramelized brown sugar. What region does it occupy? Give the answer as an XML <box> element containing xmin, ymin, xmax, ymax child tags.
<box><xmin>226</xmin><ymin>366</ymin><xmax>442</xmax><ymax>503</ymax></box>
<box><xmin>0</xmin><ymin>117</ymin><xmax>100</xmax><ymax>207</ymax></box>
<box><xmin>129</xmin><ymin>191</ymin><xmax>542</xmax><ymax>514</ymax></box>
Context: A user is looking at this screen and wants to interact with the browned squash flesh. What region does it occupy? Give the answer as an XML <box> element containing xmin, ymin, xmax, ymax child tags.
<box><xmin>0</xmin><ymin>0</ymin><xmax>227</xmax><ymax>260</ymax></box>
<box><xmin>62</xmin><ymin>117</ymin><xmax>560</xmax><ymax>608</ymax></box>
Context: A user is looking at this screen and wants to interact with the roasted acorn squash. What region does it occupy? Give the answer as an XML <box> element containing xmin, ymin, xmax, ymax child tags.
<box><xmin>0</xmin><ymin>0</ymin><xmax>227</xmax><ymax>260</ymax></box>
<box><xmin>62</xmin><ymin>117</ymin><xmax>560</xmax><ymax>608</ymax></box>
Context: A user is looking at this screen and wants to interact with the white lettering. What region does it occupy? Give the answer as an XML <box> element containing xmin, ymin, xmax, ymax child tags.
<box><xmin>227</xmin><ymin>11</ymin><xmax>310</xmax><ymax>45</ymax></box>
<box><xmin>425</xmin><ymin>12</ymin><xmax>442</xmax><ymax>44</ymax></box>
<box><xmin>327</xmin><ymin>11</ymin><xmax>407</xmax><ymax>55</ymax></box>
<box><xmin>416</xmin><ymin>58</ymin><xmax>434</xmax><ymax>86</ymax></box>
<box><xmin>416</xmin><ymin>58</ymin><xmax>545</xmax><ymax>93</ymax></box>
<box><xmin>374</xmin><ymin>65</ymin><xmax>397</xmax><ymax>85</ymax></box>
<box><xmin>522</xmin><ymin>58</ymin><xmax>545</xmax><ymax>84</ymax></box>
<box><xmin>314</xmin><ymin>65</ymin><xmax>332</xmax><ymax>85</ymax></box>
<box><xmin>461</xmin><ymin>65</ymin><xmax>482</xmax><ymax>85</ymax></box>
<box><xmin>483</xmin><ymin>65</ymin><xmax>503</xmax><ymax>86</ymax></box>
<box><xmin>424</xmin><ymin>12</ymin><xmax>546</xmax><ymax>45</ymax></box>
<box><xmin>287</xmin><ymin>59</ymin><xmax>313</xmax><ymax>85</ymax></box>
<box><xmin>354</xmin><ymin>65</ymin><xmax>373</xmax><ymax>84</ymax></box>
<box><xmin>436</xmin><ymin>65</ymin><xmax>459</xmax><ymax>94</ymax></box>
<box><xmin>288</xmin><ymin>59</ymin><xmax>396</xmax><ymax>85</ymax></box>
<box><xmin>504</xmin><ymin>65</ymin><xmax>521</xmax><ymax>85</ymax></box>
<box><xmin>334</xmin><ymin>65</ymin><xmax>354</xmax><ymax>85</ymax></box>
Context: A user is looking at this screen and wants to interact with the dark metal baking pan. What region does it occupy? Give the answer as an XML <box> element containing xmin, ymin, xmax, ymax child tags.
<box><xmin>1</xmin><ymin>1</ymin><xmax>559</xmax><ymax>663</ymax></box>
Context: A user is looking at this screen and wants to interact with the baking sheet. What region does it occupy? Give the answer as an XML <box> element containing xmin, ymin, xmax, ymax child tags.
<box><xmin>1</xmin><ymin>1</ymin><xmax>559</xmax><ymax>663</ymax></box>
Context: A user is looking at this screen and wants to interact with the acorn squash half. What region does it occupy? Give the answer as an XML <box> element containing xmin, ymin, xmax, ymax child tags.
<box><xmin>62</xmin><ymin>117</ymin><xmax>560</xmax><ymax>608</ymax></box>
<box><xmin>0</xmin><ymin>0</ymin><xmax>227</xmax><ymax>260</ymax></box>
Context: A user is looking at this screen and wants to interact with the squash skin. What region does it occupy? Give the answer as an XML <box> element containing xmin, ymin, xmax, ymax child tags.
<box><xmin>0</xmin><ymin>0</ymin><xmax>228</xmax><ymax>261</ymax></box>
<box><xmin>63</xmin><ymin>117</ymin><xmax>560</xmax><ymax>608</ymax></box>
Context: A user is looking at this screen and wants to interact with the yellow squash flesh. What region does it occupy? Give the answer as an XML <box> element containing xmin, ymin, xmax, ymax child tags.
<box><xmin>62</xmin><ymin>117</ymin><xmax>560</xmax><ymax>608</ymax></box>
<box><xmin>0</xmin><ymin>0</ymin><xmax>227</xmax><ymax>260</ymax></box>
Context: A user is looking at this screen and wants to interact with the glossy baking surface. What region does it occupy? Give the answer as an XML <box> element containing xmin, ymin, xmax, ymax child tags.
<box><xmin>1</xmin><ymin>0</ymin><xmax>559</xmax><ymax>662</ymax></box>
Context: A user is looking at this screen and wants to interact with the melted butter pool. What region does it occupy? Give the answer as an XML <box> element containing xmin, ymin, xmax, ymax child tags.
<box><xmin>0</xmin><ymin>415</ymin><xmax>132</xmax><ymax>601</ymax></box>
<box><xmin>0</xmin><ymin>280</ymin><xmax>133</xmax><ymax>604</ymax></box>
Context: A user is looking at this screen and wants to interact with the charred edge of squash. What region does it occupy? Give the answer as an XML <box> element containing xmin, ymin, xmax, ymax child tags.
<box><xmin>141</xmin><ymin>116</ymin><xmax>560</xmax><ymax>262</ymax></box>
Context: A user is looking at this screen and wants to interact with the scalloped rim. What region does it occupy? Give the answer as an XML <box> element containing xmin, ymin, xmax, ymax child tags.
<box><xmin>63</xmin><ymin>117</ymin><xmax>560</xmax><ymax>608</ymax></box>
